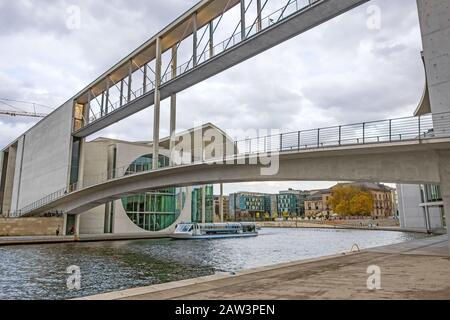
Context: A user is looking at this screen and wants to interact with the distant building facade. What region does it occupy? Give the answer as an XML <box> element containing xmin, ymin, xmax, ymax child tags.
<box><xmin>304</xmin><ymin>183</ymin><xmax>395</xmax><ymax>218</ymax></box>
<box><xmin>214</xmin><ymin>195</ymin><xmax>229</xmax><ymax>221</ymax></box>
<box><xmin>277</xmin><ymin>189</ymin><xmax>311</xmax><ymax>217</ymax></box>
<box><xmin>229</xmin><ymin>192</ymin><xmax>275</xmax><ymax>221</ymax></box>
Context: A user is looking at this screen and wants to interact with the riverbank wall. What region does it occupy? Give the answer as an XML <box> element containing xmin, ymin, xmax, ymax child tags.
<box><xmin>0</xmin><ymin>217</ymin><xmax>63</xmax><ymax>237</ymax></box>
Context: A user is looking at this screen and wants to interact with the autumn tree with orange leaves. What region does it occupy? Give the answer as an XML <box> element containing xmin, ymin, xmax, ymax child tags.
<box><xmin>328</xmin><ymin>186</ymin><xmax>374</xmax><ymax>216</ymax></box>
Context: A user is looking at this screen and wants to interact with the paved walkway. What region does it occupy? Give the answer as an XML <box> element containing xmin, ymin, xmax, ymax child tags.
<box><xmin>79</xmin><ymin>235</ymin><xmax>450</xmax><ymax>300</ymax></box>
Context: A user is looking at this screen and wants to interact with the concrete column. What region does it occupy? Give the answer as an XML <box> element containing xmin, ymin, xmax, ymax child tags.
<box><xmin>153</xmin><ymin>37</ymin><xmax>162</xmax><ymax>170</ymax></box>
<box><xmin>74</xmin><ymin>214</ymin><xmax>81</xmax><ymax>238</ymax></box>
<box><xmin>127</xmin><ymin>60</ymin><xmax>133</xmax><ymax>102</ymax></box>
<box><xmin>256</xmin><ymin>0</ymin><xmax>262</xmax><ymax>32</ymax></box>
<box><xmin>62</xmin><ymin>213</ymin><xmax>68</xmax><ymax>236</ymax></box>
<box><xmin>192</xmin><ymin>13</ymin><xmax>198</xmax><ymax>67</ymax></box>
<box><xmin>202</xmin><ymin>186</ymin><xmax>206</xmax><ymax>224</ymax></box>
<box><xmin>417</xmin><ymin>0</ymin><xmax>450</xmax><ymax>114</ymax></box>
<box><xmin>105</xmin><ymin>77</ymin><xmax>110</xmax><ymax>114</ymax></box>
<box><xmin>209</xmin><ymin>21</ymin><xmax>214</xmax><ymax>58</ymax></box>
<box><xmin>438</xmin><ymin>150</ymin><xmax>450</xmax><ymax>251</ymax></box>
<box><xmin>169</xmin><ymin>46</ymin><xmax>177</xmax><ymax>165</ymax></box>
<box><xmin>143</xmin><ymin>64</ymin><xmax>148</xmax><ymax>94</ymax></box>
<box><xmin>220</xmin><ymin>183</ymin><xmax>224</xmax><ymax>222</ymax></box>
<box><xmin>240</xmin><ymin>0</ymin><xmax>246</xmax><ymax>40</ymax></box>
<box><xmin>77</xmin><ymin>139</ymin><xmax>86</xmax><ymax>188</ymax></box>
<box><xmin>120</xmin><ymin>80</ymin><xmax>124</xmax><ymax>107</ymax></box>
<box><xmin>86</xmin><ymin>90</ymin><xmax>92</xmax><ymax>124</ymax></box>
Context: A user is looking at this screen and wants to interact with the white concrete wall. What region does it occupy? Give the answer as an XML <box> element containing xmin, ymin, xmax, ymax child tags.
<box><xmin>15</xmin><ymin>100</ymin><xmax>74</xmax><ymax>210</ymax></box>
<box><xmin>10</xmin><ymin>136</ymin><xmax>25</xmax><ymax>213</ymax></box>
<box><xmin>417</xmin><ymin>0</ymin><xmax>450</xmax><ymax>114</ymax></box>
<box><xmin>397</xmin><ymin>184</ymin><xmax>426</xmax><ymax>229</ymax></box>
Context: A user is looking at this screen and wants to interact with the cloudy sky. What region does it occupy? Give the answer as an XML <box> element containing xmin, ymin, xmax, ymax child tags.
<box><xmin>0</xmin><ymin>0</ymin><xmax>424</xmax><ymax>194</ymax></box>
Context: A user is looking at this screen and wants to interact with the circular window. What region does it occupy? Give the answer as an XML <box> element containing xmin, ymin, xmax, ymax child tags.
<box><xmin>121</xmin><ymin>154</ymin><xmax>185</xmax><ymax>231</ymax></box>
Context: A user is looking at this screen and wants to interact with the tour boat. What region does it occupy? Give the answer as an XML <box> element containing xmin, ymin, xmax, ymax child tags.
<box><xmin>172</xmin><ymin>222</ymin><xmax>259</xmax><ymax>240</ymax></box>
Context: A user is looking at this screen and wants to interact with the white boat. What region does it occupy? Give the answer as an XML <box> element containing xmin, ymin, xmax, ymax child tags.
<box><xmin>172</xmin><ymin>222</ymin><xmax>259</xmax><ymax>240</ymax></box>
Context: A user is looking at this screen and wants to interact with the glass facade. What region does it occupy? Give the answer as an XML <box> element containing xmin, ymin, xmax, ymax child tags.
<box><xmin>191</xmin><ymin>186</ymin><xmax>214</xmax><ymax>223</ymax></box>
<box><xmin>420</xmin><ymin>185</ymin><xmax>442</xmax><ymax>203</ymax></box>
<box><xmin>121</xmin><ymin>154</ymin><xmax>184</xmax><ymax>232</ymax></box>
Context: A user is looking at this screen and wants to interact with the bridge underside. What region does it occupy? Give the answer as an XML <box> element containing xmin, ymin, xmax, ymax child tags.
<box><xmin>23</xmin><ymin>139</ymin><xmax>450</xmax><ymax>216</ymax></box>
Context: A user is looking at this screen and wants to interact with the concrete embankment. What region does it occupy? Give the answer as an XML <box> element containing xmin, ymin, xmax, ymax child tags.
<box><xmin>78</xmin><ymin>235</ymin><xmax>450</xmax><ymax>300</ymax></box>
<box><xmin>0</xmin><ymin>233</ymin><xmax>168</xmax><ymax>247</ymax></box>
<box><xmin>256</xmin><ymin>221</ymin><xmax>441</xmax><ymax>234</ymax></box>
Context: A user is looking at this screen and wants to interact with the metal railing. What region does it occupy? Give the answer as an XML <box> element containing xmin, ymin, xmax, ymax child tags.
<box><xmin>86</xmin><ymin>0</ymin><xmax>322</xmax><ymax>125</ymax></box>
<box><xmin>15</xmin><ymin>111</ymin><xmax>450</xmax><ymax>217</ymax></box>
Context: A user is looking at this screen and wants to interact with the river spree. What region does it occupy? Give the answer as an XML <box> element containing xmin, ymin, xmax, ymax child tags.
<box><xmin>0</xmin><ymin>228</ymin><xmax>426</xmax><ymax>300</ymax></box>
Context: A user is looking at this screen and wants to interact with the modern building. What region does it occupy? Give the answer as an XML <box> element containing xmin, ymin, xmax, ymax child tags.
<box><xmin>397</xmin><ymin>184</ymin><xmax>446</xmax><ymax>232</ymax></box>
<box><xmin>229</xmin><ymin>192</ymin><xmax>275</xmax><ymax>221</ymax></box>
<box><xmin>0</xmin><ymin>122</ymin><xmax>234</xmax><ymax>236</ymax></box>
<box><xmin>277</xmin><ymin>189</ymin><xmax>310</xmax><ymax>218</ymax></box>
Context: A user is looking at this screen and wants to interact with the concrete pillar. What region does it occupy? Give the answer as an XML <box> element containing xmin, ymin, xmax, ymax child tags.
<box><xmin>74</xmin><ymin>214</ymin><xmax>81</xmax><ymax>238</ymax></box>
<box><xmin>143</xmin><ymin>64</ymin><xmax>148</xmax><ymax>94</ymax></box>
<box><xmin>240</xmin><ymin>0</ymin><xmax>246</xmax><ymax>40</ymax></box>
<box><xmin>169</xmin><ymin>46</ymin><xmax>177</xmax><ymax>165</ymax></box>
<box><xmin>62</xmin><ymin>213</ymin><xmax>68</xmax><ymax>236</ymax></box>
<box><xmin>127</xmin><ymin>60</ymin><xmax>133</xmax><ymax>102</ymax></box>
<box><xmin>438</xmin><ymin>150</ymin><xmax>450</xmax><ymax>251</ymax></box>
<box><xmin>153</xmin><ymin>37</ymin><xmax>162</xmax><ymax>170</ymax></box>
<box><xmin>417</xmin><ymin>0</ymin><xmax>450</xmax><ymax>115</ymax></box>
<box><xmin>192</xmin><ymin>13</ymin><xmax>198</xmax><ymax>67</ymax></box>
<box><xmin>120</xmin><ymin>80</ymin><xmax>124</xmax><ymax>107</ymax></box>
<box><xmin>209</xmin><ymin>21</ymin><xmax>214</xmax><ymax>58</ymax></box>
<box><xmin>256</xmin><ymin>0</ymin><xmax>262</xmax><ymax>32</ymax></box>
<box><xmin>202</xmin><ymin>186</ymin><xmax>206</xmax><ymax>224</ymax></box>
<box><xmin>105</xmin><ymin>77</ymin><xmax>110</xmax><ymax>114</ymax></box>
<box><xmin>220</xmin><ymin>183</ymin><xmax>224</xmax><ymax>222</ymax></box>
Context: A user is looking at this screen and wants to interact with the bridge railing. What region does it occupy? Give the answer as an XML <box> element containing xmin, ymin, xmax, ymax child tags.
<box><xmin>15</xmin><ymin>111</ymin><xmax>450</xmax><ymax>217</ymax></box>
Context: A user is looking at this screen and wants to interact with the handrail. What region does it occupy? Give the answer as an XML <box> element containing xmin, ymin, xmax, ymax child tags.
<box><xmin>14</xmin><ymin>111</ymin><xmax>450</xmax><ymax>217</ymax></box>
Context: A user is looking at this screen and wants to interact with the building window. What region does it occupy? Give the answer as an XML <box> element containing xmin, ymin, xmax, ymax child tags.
<box><xmin>121</xmin><ymin>154</ymin><xmax>185</xmax><ymax>231</ymax></box>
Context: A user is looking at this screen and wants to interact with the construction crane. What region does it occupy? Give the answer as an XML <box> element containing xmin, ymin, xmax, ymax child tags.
<box><xmin>0</xmin><ymin>98</ymin><xmax>50</xmax><ymax>118</ymax></box>
<box><xmin>0</xmin><ymin>110</ymin><xmax>47</xmax><ymax>118</ymax></box>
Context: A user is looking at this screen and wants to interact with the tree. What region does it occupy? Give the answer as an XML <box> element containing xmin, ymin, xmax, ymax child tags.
<box><xmin>350</xmin><ymin>192</ymin><xmax>373</xmax><ymax>216</ymax></box>
<box><xmin>328</xmin><ymin>186</ymin><xmax>374</xmax><ymax>216</ymax></box>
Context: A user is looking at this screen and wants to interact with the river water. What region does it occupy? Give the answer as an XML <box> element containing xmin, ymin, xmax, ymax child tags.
<box><xmin>0</xmin><ymin>228</ymin><xmax>426</xmax><ymax>300</ymax></box>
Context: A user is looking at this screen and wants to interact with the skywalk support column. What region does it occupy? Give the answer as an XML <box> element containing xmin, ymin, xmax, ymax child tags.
<box><xmin>169</xmin><ymin>46</ymin><xmax>177</xmax><ymax>164</ymax></box>
<box><xmin>240</xmin><ymin>0</ymin><xmax>246</xmax><ymax>40</ymax></box>
<box><xmin>153</xmin><ymin>37</ymin><xmax>162</xmax><ymax>170</ymax></box>
<box><xmin>127</xmin><ymin>60</ymin><xmax>133</xmax><ymax>102</ymax></box>
<box><xmin>438</xmin><ymin>150</ymin><xmax>450</xmax><ymax>251</ymax></box>
<box><xmin>202</xmin><ymin>186</ymin><xmax>206</xmax><ymax>224</ymax></box>
<box><xmin>256</xmin><ymin>0</ymin><xmax>262</xmax><ymax>32</ymax></box>
<box><xmin>193</xmin><ymin>13</ymin><xmax>198</xmax><ymax>67</ymax></box>
<box><xmin>209</xmin><ymin>21</ymin><xmax>214</xmax><ymax>58</ymax></box>
<box><xmin>220</xmin><ymin>183</ymin><xmax>224</xmax><ymax>222</ymax></box>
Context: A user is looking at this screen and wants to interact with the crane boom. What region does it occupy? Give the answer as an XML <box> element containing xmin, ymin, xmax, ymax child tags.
<box><xmin>0</xmin><ymin>110</ymin><xmax>47</xmax><ymax>118</ymax></box>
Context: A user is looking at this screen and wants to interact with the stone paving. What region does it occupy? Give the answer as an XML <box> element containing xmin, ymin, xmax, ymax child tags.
<box><xmin>80</xmin><ymin>235</ymin><xmax>450</xmax><ymax>300</ymax></box>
